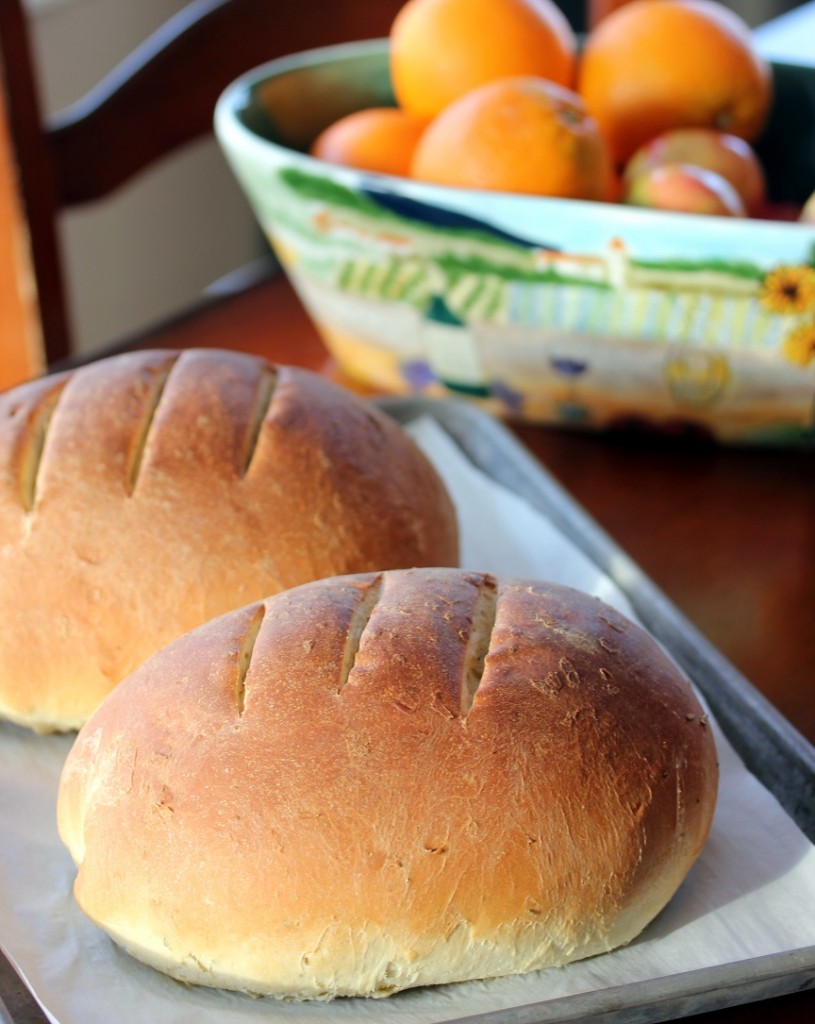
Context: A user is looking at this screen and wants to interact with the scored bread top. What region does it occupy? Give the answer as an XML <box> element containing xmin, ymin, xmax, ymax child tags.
<box><xmin>0</xmin><ymin>349</ymin><xmax>458</xmax><ymax>732</ymax></box>
<box><xmin>58</xmin><ymin>567</ymin><xmax>718</xmax><ymax>1000</ymax></box>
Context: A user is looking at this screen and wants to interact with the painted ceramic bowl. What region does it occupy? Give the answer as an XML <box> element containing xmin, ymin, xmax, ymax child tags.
<box><xmin>215</xmin><ymin>39</ymin><xmax>815</xmax><ymax>445</ymax></box>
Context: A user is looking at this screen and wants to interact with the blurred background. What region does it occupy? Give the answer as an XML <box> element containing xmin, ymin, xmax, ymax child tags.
<box><xmin>24</xmin><ymin>0</ymin><xmax>807</xmax><ymax>355</ymax></box>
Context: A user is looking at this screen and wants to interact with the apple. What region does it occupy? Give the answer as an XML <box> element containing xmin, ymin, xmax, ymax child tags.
<box><xmin>623</xmin><ymin>163</ymin><xmax>747</xmax><ymax>217</ymax></box>
<box><xmin>623</xmin><ymin>128</ymin><xmax>766</xmax><ymax>215</ymax></box>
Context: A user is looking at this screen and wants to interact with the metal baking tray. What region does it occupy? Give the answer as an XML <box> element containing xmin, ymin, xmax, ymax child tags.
<box><xmin>1</xmin><ymin>395</ymin><xmax>814</xmax><ymax>1024</ymax></box>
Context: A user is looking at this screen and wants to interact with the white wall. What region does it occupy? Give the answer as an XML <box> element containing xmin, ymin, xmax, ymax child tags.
<box><xmin>27</xmin><ymin>0</ymin><xmax>262</xmax><ymax>354</ymax></box>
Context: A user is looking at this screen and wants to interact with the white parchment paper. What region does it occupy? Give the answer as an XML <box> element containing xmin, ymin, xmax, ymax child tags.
<box><xmin>1</xmin><ymin>417</ymin><xmax>814</xmax><ymax>1024</ymax></box>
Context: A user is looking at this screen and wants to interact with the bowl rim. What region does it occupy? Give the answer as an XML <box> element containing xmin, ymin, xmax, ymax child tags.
<box><xmin>214</xmin><ymin>36</ymin><xmax>390</xmax><ymax>127</ymax></box>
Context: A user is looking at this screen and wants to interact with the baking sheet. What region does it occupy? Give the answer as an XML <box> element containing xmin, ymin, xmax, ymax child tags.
<box><xmin>1</xmin><ymin>402</ymin><xmax>814</xmax><ymax>1024</ymax></box>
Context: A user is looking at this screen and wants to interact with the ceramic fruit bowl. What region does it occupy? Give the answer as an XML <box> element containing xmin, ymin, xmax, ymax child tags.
<box><xmin>215</xmin><ymin>39</ymin><xmax>815</xmax><ymax>445</ymax></box>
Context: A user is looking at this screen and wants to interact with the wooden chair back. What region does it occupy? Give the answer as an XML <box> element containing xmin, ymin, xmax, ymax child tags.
<box><xmin>0</xmin><ymin>0</ymin><xmax>407</xmax><ymax>369</ymax></box>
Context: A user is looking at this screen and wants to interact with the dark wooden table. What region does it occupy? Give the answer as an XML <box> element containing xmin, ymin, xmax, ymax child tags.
<box><xmin>5</xmin><ymin>266</ymin><xmax>811</xmax><ymax>1024</ymax></box>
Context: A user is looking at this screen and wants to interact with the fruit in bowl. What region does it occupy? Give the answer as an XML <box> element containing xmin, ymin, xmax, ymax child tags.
<box><xmin>390</xmin><ymin>0</ymin><xmax>576</xmax><ymax>117</ymax></box>
<box><xmin>622</xmin><ymin>163</ymin><xmax>746</xmax><ymax>217</ymax></box>
<box><xmin>310</xmin><ymin>107</ymin><xmax>429</xmax><ymax>177</ymax></box>
<box><xmin>312</xmin><ymin>0</ymin><xmax>599</xmax><ymax>200</ymax></box>
<box><xmin>409</xmin><ymin>77</ymin><xmax>613</xmax><ymax>201</ymax></box>
<box><xmin>307</xmin><ymin>0</ymin><xmax>776</xmax><ymax>222</ymax></box>
<box><xmin>622</xmin><ymin>129</ymin><xmax>766</xmax><ymax>215</ymax></box>
<box><xmin>578</xmin><ymin>0</ymin><xmax>772</xmax><ymax>165</ymax></box>
<box><xmin>214</xmin><ymin>1</ymin><xmax>815</xmax><ymax>445</ymax></box>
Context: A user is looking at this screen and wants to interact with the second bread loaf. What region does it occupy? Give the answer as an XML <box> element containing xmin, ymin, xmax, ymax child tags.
<box><xmin>0</xmin><ymin>348</ymin><xmax>458</xmax><ymax>732</ymax></box>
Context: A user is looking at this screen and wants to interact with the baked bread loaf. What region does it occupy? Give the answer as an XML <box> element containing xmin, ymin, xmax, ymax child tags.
<box><xmin>0</xmin><ymin>349</ymin><xmax>458</xmax><ymax>732</ymax></box>
<box><xmin>58</xmin><ymin>567</ymin><xmax>718</xmax><ymax>1000</ymax></box>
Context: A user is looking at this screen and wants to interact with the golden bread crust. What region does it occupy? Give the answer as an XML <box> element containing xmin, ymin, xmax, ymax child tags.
<box><xmin>0</xmin><ymin>350</ymin><xmax>458</xmax><ymax>731</ymax></box>
<box><xmin>58</xmin><ymin>568</ymin><xmax>718</xmax><ymax>999</ymax></box>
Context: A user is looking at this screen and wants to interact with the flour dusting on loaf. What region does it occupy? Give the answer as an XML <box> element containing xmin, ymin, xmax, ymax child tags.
<box><xmin>58</xmin><ymin>568</ymin><xmax>718</xmax><ymax>1000</ymax></box>
<box><xmin>0</xmin><ymin>350</ymin><xmax>458</xmax><ymax>731</ymax></box>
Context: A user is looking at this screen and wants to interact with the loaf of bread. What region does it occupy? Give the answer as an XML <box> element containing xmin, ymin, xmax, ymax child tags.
<box><xmin>58</xmin><ymin>567</ymin><xmax>718</xmax><ymax>1000</ymax></box>
<box><xmin>0</xmin><ymin>349</ymin><xmax>458</xmax><ymax>732</ymax></box>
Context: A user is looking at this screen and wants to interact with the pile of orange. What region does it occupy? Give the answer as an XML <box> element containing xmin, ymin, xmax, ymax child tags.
<box><xmin>309</xmin><ymin>0</ymin><xmax>774</xmax><ymax>216</ymax></box>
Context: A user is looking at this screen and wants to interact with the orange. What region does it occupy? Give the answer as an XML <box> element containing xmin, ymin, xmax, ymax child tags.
<box><xmin>578</xmin><ymin>0</ymin><xmax>773</xmax><ymax>166</ymax></box>
<box><xmin>390</xmin><ymin>0</ymin><xmax>576</xmax><ymax>119</ymax></box>
<box><xmin>310</xmin><ymin>107</ymin><xmax>429</xmax><ymax>177</ymax></box>
<box><xmin>410</xmin><ymin>76</ymin><xmax>613</xmax><ymax>200</ymax></box>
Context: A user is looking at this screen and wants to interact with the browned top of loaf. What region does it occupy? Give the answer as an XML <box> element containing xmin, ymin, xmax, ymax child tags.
<box><xmin>0</xmin><ymin>350</ymin><xmax>458</xmax><ymax>731</ymax></box>
<box><xmin>57</xmin><ymin>568</ymin><xmax>718</xmax><ymax>999</ymax></box>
